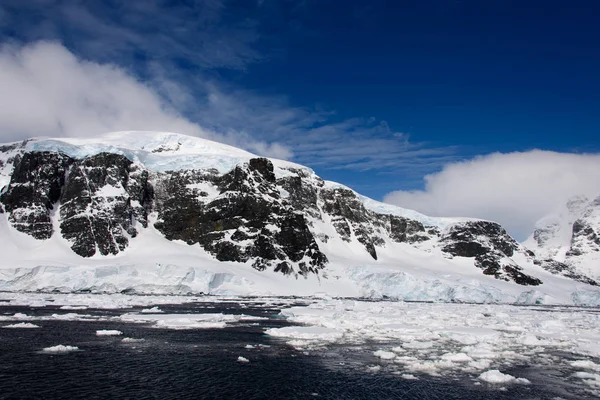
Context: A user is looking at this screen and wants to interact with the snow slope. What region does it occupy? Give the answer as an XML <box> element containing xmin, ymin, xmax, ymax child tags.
<box><xmin>1</xmin><ymin>131</ymin><xmax>599</xmax><ymax>304</ymax></box>
<box><xmin>524</xmin><ymin>195</ymin><xmax>600</xmax><ymax>280</ymax></box>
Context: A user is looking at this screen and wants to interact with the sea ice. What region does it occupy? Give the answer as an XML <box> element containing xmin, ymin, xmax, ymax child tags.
<box><xmin>237</xmin><ymin>356</ymin><xmax>250</xmax><ymax>363</ymax></box>
<box><xmin>265</xmin><ymin>326</ymin><xmax>344</xmax><ymax>341</ymax></box>
<box><xmin>478</xmin><ymin>370</ymin><xmax>530</xmax><ymax>385</ymax></box>
<box><xmin>373</xmin><ymin>350</ymin><xmax>397</xmax><ymax>360</ymax></box>
<box><xmin>121</xmin><ymin>338</ymin><xmax>145</xmax><ymax>343</ymax></box>
<box><xmin>267</xmin><ymin>298</ymin><xmax>600</xmax><ymax>382</ymax></box>
<box><xmin>41</xmin><ymin>345</ymin><xmax>79</xmax><ymax>353</ymax></box>
<box><xmin>2</xmin><ymin>322</ymin><xmax>40</xmax><ymax>329</ymax></box>
<box><xmin>96</xmin><ymin>330</ymin><xmax>123</xmax><ymax>336</ymax></box>
<box><xmin>478</xmin><ymin>370</ymin><xmax>515</xmax><ymax>384</ymax></box>
<box><xmin>140</xmin><ymin>307</ymin><xmax>163</xmax><ymax>314</ymax></box>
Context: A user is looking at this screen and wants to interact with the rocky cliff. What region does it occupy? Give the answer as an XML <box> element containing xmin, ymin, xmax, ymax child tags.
<box><xmin>525</xmin><ymin>195</ymin><xmax>600</xmax><ymax>282</ymax></box>
<box><xmin>0</xmin><ymin>132</ymin><xmax>598</xmax><ymax>299</ymax></box>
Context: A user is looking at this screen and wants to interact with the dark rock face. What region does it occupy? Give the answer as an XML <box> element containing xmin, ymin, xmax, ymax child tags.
<box><xmin>568</xmin><ymin>218</ymin><xmax>600</xmax><ymax>256</ymax></box>
<box><xmin>59</xmin><ymin>153</ymin><xmax>151</xmax><ymax>257</ymax></box>
<box><xmin>388</xmin><ymin>216</ymin><xmax>429</xmax><ymax>244</ymax></box>
<box><xmin>320</xmin><ymin>188</ymin><xmax>387</xmax><ymax>259</ymax></box>
<box><xmin>2</xmin><ymin>148</ymin><xmax>589</xmax><ymax>287</ymax></box>
<box><xmin>441</xmin><ymin>221</ymin><xmax>541</xmax><ymax>286</ymax></box>
<box><xmin>1</xmin><ymin>151</ymin><xmax>153</xmax><ymax>256</ymax></box>
<box><xmin>441</xmin><ymin>221</ymin><xmax>519</xmax><ymax>257</ymax></box>
<box><xmin>534</xmin><ymin>259</ymin><xmax>598</xmax><ymax>286</ymax></box>
<box><xmin>153</xmin><ymin>158</ymin><xmax>328</xmax><ymax>276</ymax></box>
<box><xmin>0</xmin><ymin>151</ymin><xmax>73</xmax><ymax>239</ymax></box>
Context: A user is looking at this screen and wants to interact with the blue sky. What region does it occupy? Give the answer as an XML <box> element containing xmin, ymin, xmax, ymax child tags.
<box><xmin>1</xmin><ymin>0</ymin><xmax>600</xmax><ymax>238</ymax></box>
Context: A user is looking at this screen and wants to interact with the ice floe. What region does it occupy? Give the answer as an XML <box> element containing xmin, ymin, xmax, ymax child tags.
<box><xmin>478</xmin><ymin>370</ymin><xmax>529</xmax><ymax>385</ymax></box>
<box><xmin>96</xmin><ymin>330</ymin><xmax>123</xmax><ymax>336</ymax></box>
<box><xmin>41</xmin><ymin>345</ymin><xmax>79</xmax><ymax>353</ymax></box>
<box><xmin>265</xmin><ymin>298</ymin><xmax>600</xmax><ymax>388</ymax></box>
<box><xmin>121</xmin><ymin>337</ymin><xmax>145</xmax><ymax>343</ymax></box>
<box><xmin>119</xmin><ymin>312</ymin><xmax>253</xmax><ymax>330</ymax></box>
<box><xmin>2</xmin><ymin>322</ymin><xmax>40</xmax><ymax>328</ymax></box>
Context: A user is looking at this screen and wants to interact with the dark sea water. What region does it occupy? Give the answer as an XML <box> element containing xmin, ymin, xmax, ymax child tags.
<box><xmin>0</xmin><ymin>301</ymin><xmax>594</xmax><ymax>400</ymax></box>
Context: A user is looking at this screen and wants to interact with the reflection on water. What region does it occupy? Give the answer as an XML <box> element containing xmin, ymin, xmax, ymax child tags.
<box><xmin>0</xmin><ymin>301</ymin><xmax>594</xmax><ymax>399</ymax></box>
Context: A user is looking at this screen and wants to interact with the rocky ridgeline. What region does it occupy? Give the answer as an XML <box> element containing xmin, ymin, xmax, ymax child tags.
<box><xmin>1</xmin><ymin>149</ymin><xmax>593</xmax><ymax>286</ymax></box>
<box><xmin>527</xmin><ymin>195</ymin><xmax>600</xmax><ymax>284</ymax></box>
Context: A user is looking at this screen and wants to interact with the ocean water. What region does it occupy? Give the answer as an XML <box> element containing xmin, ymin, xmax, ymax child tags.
<box><xmin>0</xmin><ymin>300</ymin><xmax>593</xmax><ymax>399</ymax></box>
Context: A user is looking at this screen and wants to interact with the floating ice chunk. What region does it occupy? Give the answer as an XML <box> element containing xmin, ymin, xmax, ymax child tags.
<box><xmin>468</xmin><ymin>359</ymin><xmax>492</xmax><ymax>370</ymax></box>
<box><xmin>2</xmin><ymin>322</ymin><xmax>40</xmax><ymax>329</ymax></box>
<box><xmin>42</xmin><ymin>345</ymin><xmax>79</xmax><ymax>353</ymax></box>
<box><xmin>515</xmin><ymin>378</ymin><xmax>531</xmax><ymax>385</ymax></box>
<box><xmin>440</xmin><ymin>352</ymin><xmax>473</xmax><ymax>362</ymax></box>
<box><xmin>478</xmin><ymin>370</ymin><xmax>528</xmax><ymax>384</ymax></box>
<box><xmin>572</xmin><ymin>372</ymin><xmax>600</xmax><ymax>388</ymax></box>
<box><xmin>154</xmin><ymin>319</ymin><xmax>227</xmax><ymax>330</ymax></box>
<box><xmin>478</xmin><ymin>370</ymin><xmax>515</xmax><ymax>383</ymax></box>
<box><xmin>571</xmin><ymin>360</ymin><xmax>600</xmax><ymax>371</ymax></box>
<box><xmin>121</xmin><ymin>313</ymin><xmax>237</xmax><ymax>330</ymax></box>
<box><xmin>121</xmin><ymin>338</ymin><xmax>145</xmax><ymax>343</ymax></box>
<box><xmin>51</xmin><ymin>313</ymin><xmax>94</xmax><ymax>321</ymax></box>
<box><xmin>244</xmin><ymin>345</ymin><xmax>255</xmax><ymax>349</ymax></box>
<box><xmin>0</xmin><ymin>313</ymin><xmax>33</xmax><ymax>321</ymax></box>
<box><xmin>518</xmin><ymin>334</ymin><xmax>542</xmax><ymax>346</ymax></box>
<box><xmin>400</xmin><ymin>374</ymin><xmax>418</xmax><ymax>380</ymax></box>
<box><xmin>373</xmin><ymin>350</ymin><xmax>396</xmax><ymax>360</ymax></box>
<box><xmin>237</xmin><ymin>356</ymin><xmax>250</xmax><ymax>363</ymax></box>
<box><xmin>462</xmin><ymin>344</ymin><xmax>499</xmax><ymax>359</ymax></box>
<box><xmin>96</xmin><ymin>330</ymin><xmax>123</xmax><ymax>336</ymax></box>
<box><xmin>140</xmin><ymin>307</ymin><xmax>164</xmax><ymax>314</ymax></box>
<box><xmin>367</xmin><ymin>365</ymin><xmax>381</xmax><ymax>372</ymax></box>
<box><xmin>402</xmin><ymin>341</ymin><xmax>434</xmax><ymax>350</ymax></box>
<box><xmin>406</xmin><ymin>360</ymin><xmax>456</xmax><ymax>374</ymax></box>
<box><xmin>238</xmin><ymin>315</ymin><xmax>269</xmax><ymax>321</ymax></box>
<box><xmin>265</xmin><ymin>326</ymin><xmax>344</xmax><ymax>341</ymax></box>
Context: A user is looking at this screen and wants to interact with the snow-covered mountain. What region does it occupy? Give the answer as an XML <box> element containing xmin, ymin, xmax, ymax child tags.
<box><xmin>1</xmin><ymin>131</ymin><xmax>599</xmax><ymax>304</ymax></box>
<box><xmin>524</xmin><ymin>195</ymin><xmax>600</xmax><ymax>281</ymax></box>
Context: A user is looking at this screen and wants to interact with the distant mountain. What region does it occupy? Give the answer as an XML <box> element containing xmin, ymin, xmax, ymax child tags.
<box><xmin>524</xmin><ymin>195</ymin><xmax>600</xmax><ymax>282</ymax></box>
<box><xmin>0</xmin><ymin>131</ymin><xmax>598</xmax><ymax>304</ymax></box>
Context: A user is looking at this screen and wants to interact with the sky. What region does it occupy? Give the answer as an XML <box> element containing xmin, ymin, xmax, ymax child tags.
<box><xmin>1</xmin><ymin>0</ymin><xmax>600</xmax><ymax>240</ymax></box>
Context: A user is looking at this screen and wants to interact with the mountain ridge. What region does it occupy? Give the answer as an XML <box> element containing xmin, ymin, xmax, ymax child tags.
<box><xmin>1</xmin><ymin>131</ymin><xmax>599</xmax><ymax>305</ymax></box>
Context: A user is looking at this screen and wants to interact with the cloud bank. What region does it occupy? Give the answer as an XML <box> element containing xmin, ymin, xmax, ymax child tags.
<box><xmin>0</xmin><ymin>41</ymin><xmax>291</xmax><ymax>158</ymax></box>
<box><xmin>384</xmin><ymin>151</ymin><xmax>600</xmax><ymax>240</ymax></box>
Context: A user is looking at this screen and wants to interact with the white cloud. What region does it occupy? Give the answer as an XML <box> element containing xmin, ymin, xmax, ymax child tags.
<box><xmin>383</xmin><ymin>150</ymin><xmax>600</xmax><ymax>240</ymax></box>
<box><xmin>0</xmin><ymin>41</ymin><xmax>202</xmax><ymax>140</ymax></box>
<box><xmin>0</xmin><ymin>41</ymin><xmax>291</xmax><ymax>158</ymax></box>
